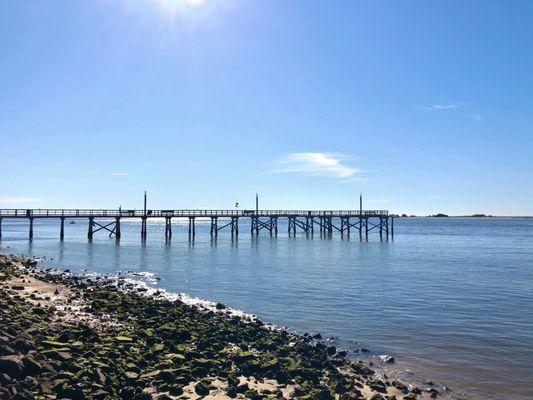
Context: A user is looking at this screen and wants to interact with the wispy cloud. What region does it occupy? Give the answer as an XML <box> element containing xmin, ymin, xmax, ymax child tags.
<box><xmin>426</xmin><ymin>195</ymin><xmax>442</xmax><ymax>200</ymax></box>
<box><xmin>417</xmin><ymin>104</ymin><xmax>460</xmax><ymax>111</ymax></box>
<box><xmin>468</xmin><ymin>113</ymin><xmax>483</xmax><ymax>122</ymax></box>
<box><xmin>270</xmin><ymin>153</ymin><xmax>362</xmax><ymax>179</ymax></box>
<box><xmin>339</xmin><ymin>177</ymin><xmax>372</xmax><ymax>184</ymax></box>
<box><xmin>0</xmin><ymin>196</ymin><xmax>44</xmax><ymax>205</ymax></box>
<box><xmin>110</xmin><ymin>172</ymin><xmax>132</xmax><ymax>176</ymax></box>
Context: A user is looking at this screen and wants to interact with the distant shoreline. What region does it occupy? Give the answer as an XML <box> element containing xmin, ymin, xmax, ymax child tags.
<box><xmin>393</xmin><ymin>215</ymin><xmax>533</xmax><ymax>219</ymax></box>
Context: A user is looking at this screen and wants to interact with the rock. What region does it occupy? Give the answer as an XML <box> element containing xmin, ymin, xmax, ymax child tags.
<box><xmin>134</xmin><ymin>392</ymin><xmax>153</xmax><ymax>400</ymax></box>
<box><xmin>93</xmin><ymin>389</ymin><xmax>111</xmax><ymax>400</ymax></box>
<box><xmin>317</xmin><ymin>389</ymin><xmax>335</xmax><ymax>400</ymax></box>
<box><xmin>125</xmin><ymin>371</ymin><xmax>139</xmax><ymax>379</ymax></box>
<box><xmin>22</xmin><ymin>356</ymin><xmax>42</xmax><ymax>375</ymax></box>
<box><xmin>59</xmin><ymin>387</ymin><xmax>85</xmax><ymax>400</ymax></box>
<box><xmin>115</xmin><ymin>336</ymin><xmax>133</xmax><ymax>342</ymax></box>
<box><xmin>215</xmin><ymin>303</ymin><xmax>226</xmax><ymax>310</ymax></box>
<box><xmin>0</xmin><ymin>355</ymin><xmax>24</xmax><ymax>378</ymax></box>
<box><xmin>194</xmin><ymin>381</ymin><xmax>210</xmax><ymax>396</ymax></box>
<box><xmin>11</xmin><ymin>285</ymin><xmax>25</xmax><ymax>290</ymax></box>
<box><xmin>379</xmin><ymin>355</ymin><xmax>395</xmax><ymax>363</ymax></box>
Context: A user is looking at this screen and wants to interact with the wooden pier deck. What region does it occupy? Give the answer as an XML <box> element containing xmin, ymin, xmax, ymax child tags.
<box><xmin>0</xmin><ymin>208</ymin><xmax>393</xmax><ymax>241</ymax></box>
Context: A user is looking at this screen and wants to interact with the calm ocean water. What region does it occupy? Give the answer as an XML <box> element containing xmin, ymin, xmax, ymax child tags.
<box><xmin>1</xmin><ymin>217</ymin><xmax>532</xmax><ymax>399</ymax></box>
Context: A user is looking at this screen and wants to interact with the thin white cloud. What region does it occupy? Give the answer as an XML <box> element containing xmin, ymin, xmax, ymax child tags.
<box><xmin>417</xmin><ymin>104</ymin><xmax>460</xmax><ymax>111</ymax></box>
<box><xmin>270</xmin><ymin>153</ymin><xmax>362</xmax><ymax>179</ymax></box>
<box><xmin>468</xmin><ymin>113</ymin><xmax>483</xmax><ymax>122</ymax></box>
<box><xmin>110</xmin><ymin>172</ymin><xmax>132</xmax><ymax>176</ymax></box>
<box><xmin>0</xmin><ymin>196</ymin><xmax>43</xmax><ymax>205</ymax></box>
<box><xmin>340</xmin><ymin>177</ymin><xmax>372</xmax><ymax>184</ymax></box>
<box><xmin>426</xmin><ymin>195</ymin><xmax>442</xmax><ymax>200</ymax></box>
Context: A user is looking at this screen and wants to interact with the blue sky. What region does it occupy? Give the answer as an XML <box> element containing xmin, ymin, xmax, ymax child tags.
<box><xmin>1</xmin><ymin>0</ymin><xmax>532</xmax><ymax>215</ymax></box>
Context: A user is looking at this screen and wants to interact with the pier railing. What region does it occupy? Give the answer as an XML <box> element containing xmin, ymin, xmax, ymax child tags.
<box><xmin>0</xmin><ymin>209</ymin><xmax>388</xmax><ymax>218</ymax></box>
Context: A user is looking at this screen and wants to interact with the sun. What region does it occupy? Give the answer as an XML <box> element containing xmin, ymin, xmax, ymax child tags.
<box><xmin>157</xmin><ymin>0</ymin><xmax>205</xmax><ymax>11</ymax></box>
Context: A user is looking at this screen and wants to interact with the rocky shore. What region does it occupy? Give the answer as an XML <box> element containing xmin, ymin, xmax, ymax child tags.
<box><xmin>0</xmin><ymin>253</ymin><xmax>438</xmax><ymax>400</ymax></box>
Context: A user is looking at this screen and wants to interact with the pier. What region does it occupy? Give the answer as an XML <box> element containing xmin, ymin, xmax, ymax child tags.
<box><xmin>0</xmin><ymin>208</ymin><xmax>393</xmax><ymax>242</ymax></box>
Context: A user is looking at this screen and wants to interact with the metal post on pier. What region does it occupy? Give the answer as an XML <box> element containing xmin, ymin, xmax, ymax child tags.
<box><xmin>60</xmin><ymin>217</ymin><xmax>65</xmax><ymax>240</ymax></box>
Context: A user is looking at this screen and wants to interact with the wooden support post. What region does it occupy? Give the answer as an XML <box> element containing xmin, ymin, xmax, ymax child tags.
<box><xmin>347</xmin><ymin>217</ymin><xmax>350</xmax><ymax>237</ymax></box>
<box><xmin>141</xmin><ymin>217</ymin><xmax>148</xmax><ymax>239</ymax></box>
<box><xmin>379</xmin><ymin>217</ymin><xmax>383</xmax><ymax>241</ymax></box>
<box><xmin>188</xmin><ymin>217</ymin><xmax>192</xmax><ymax>237</ymax></box>
<box><xmin>165</xmin><ymin>217</ymin><xmax>172</xmax><ymax>240</ymax></box>
<box><xmin>60</xmin><ymin>217</ymin><xmax>65</xmax><ymax>240</ymax></box>
<box><xmin>214</xmin><ymin>217</ymin><xmax>218</xmax><ymax>238</ymax></box>
<box><xmin>192</xmin><ymin>217</ymin><xmax>196</xmax><ymax>238</ymax></box>
<box><xmin>115</xmin><ymin>217</ymin><xmax>121</xmax><ymax>240</ymax></box>
<box><xmin>391</xmin><ymin>216</ymin><xmax>394</xmax><ymax>239</ymax></box>
<box><xmin>365</xmin><ymin>217</ymin><xmax>369</xmax><ymax>240</ymax></box>
<box><xmin>88</xmin><ymin>217</ymin><xmax>94</xmax><ymax>240</ymax></box>
<box><xmin>29</xmin><ymin>217</ymin><xmax>34</xmax><ymax>239</ymax></box>
<box><xmin>359</xmin><ymin>217</ymin><xmax>363</xmax><ymax>240</ymax></box>
<box><xmin>235</xmin><ymin>217</ymin><xmax>239</xmax><ymax>236</ymax></box>
<box><xmin>0</xmin><ymin>217</ymin><xmax>2</xmax><ymax>240</ymax></box>
<box><xmin>274</xmin><ymin>217</ymin><xmax>278</xmax><ymax>236</ymax></box>
<box><xmin>310</xmin><ymin>217</ymin><xmax>314</xmax><ymax>235</ymax></box>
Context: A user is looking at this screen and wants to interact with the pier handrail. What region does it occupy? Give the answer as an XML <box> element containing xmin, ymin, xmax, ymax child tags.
<box><xmin>0</xmin><ymin>209</ymin><xmax>388</xmax><ymax>218</ymax></box>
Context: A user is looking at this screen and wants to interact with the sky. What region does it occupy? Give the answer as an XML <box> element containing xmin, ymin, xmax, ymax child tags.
<box><xmin>1</xmin><ymin>0</ymin><xmax>532</xmax><ymax>216</ymax></box>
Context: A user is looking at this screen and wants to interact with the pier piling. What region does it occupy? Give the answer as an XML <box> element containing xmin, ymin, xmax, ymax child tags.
<box><xmin>164</xmin><ymin>217</ymin><xmax>172</xmax><ymax>240</ymax></box>
<box><xmin>60</xmin><ymin>217</ymin><xmax>65</xmax><ymax>240</ymax></box>
<box><xmin>115</xmin><ymin>217</ymin><xmax>121</xmax><ymax>240</ymax></box>
<box><xmin>29</xmin><ymin>217</ymin><xmax>34</xmax><ymax>240</ymax></box>
<box><xmin>88</xmin><ymin>217</ymin><xmax>94</xmax><ymax>240</ymax></box>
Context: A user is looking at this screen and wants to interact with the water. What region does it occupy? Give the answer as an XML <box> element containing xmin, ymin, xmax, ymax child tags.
<box><xmin>1</xmin><ymin>217</ymin><xmax>532</xmax><ymax>399</ymax></box>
